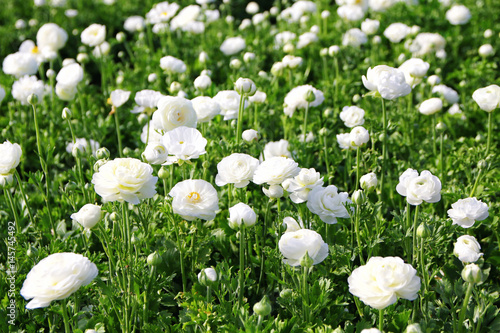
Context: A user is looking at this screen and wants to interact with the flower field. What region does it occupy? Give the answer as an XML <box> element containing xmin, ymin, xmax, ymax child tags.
<box><xmin>0</xmin><ymin>0</ymin><xmax>499</xmax><ymax>332</ymax></box>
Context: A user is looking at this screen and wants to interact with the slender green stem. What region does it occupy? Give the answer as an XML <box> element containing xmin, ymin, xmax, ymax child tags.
<box><xmin>412</xmin><ymin>204</ymin><xmax>420</xmax><ymax>265</ymax></box>
<box><xmin>4</xmin><ymin>188</ymin><xmax>20</xmax><ymax>233</ymax></box>
<box><xmin>458</xmin><ymin>282</ymin><xmax>474</xmax><ymax>333</ymax></box>
<box><xmin>485</xmin><ymin>111</ymin><xmax>492</xmax><ymax>157</ymax></box>
<box><xmin>257</xmin><ymin>200</ymin><xmax>271</xmax><ymax>293</ymax></box>
<box><xmin>302</xmin><ymin>102</ymin><xmax>310</xmax><ymax>157</ymax></box>
<box><xmin>380</xmin><ymin>98</ymin><xmax>387</xmax><ymax>204</ymax></box>
<box><xmin>235</xmin><ymin>93</ymin><xmax>246</xmax><ymax>149</ymax></box>
<box><xmin>355</xmin><ymin>147</ymin><xmax>361</xmax><ymax>190</ymax></box>
<box><xmin>302</xmin><ymin>266</ymin><xmax>310</xmax><ymax>323</ymax></box>
<box><xmin>354</xmin><ymin>204</ymin><xmax>365</xmax><ymax>265</ymax></box>
<box><xmin>379</xmin><ymin>308</ymin><xmax>384</xmax><ymax>332</ymax></box>
<box><xmin>114</xmin><ymin>108</ymin><xmax>123</xmax><ymax>157</ymax></box>
<box><xmin>322</xmin><ymin>134</ymin><xmax>330</xmax><ymax>181</ymax></box>
<box><xmin>469</xmin><ymin>168</ymin><xmax>483</xmax><ymax>197</ymax></box>
<box><xmin>173</xmin><ymin>216</ymin><xmax>187</xmax><ymax>293</ymax></box>
<box><xmin>405</xmin><ymin>202</ymin><xmax>412</xmax><ymax>263</ymax></box>
<box><xmin>61</xmin><ymin>301</ymin><xmax>71</xmax><ymax>333</ymax></box>
<box><xmin>14</xmin><ymin>170</ymin><xmax>35</xmax><ymax>226</ymax></box>
<box><xmin>440</xmin><ymin>132</ymin><xmax>444</xmax><ymax>184</ymax></box>
<box><xmin>238</xmin><ymin>226</ymin><xmax>246</xmax><ymax>307</ymax></box>
<box><xmin>432</xmin><ymin>115</ymin><xmax>437</xmax><ymax>156</ymax></box>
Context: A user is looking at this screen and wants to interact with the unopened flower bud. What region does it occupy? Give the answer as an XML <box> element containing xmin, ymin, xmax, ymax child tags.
<box><xmin>26</xmin><ymin>245</ymin><xmax>38</xmax><ymax>258</ymax></box>
<box><xmin>352</xmin><ymin>189</ymin><xmax>366</xmax><ymax>205</ymax></box>
<box><xmin>198</xmin><ymin>267</ymin><xmax>218</xmax><ymax>286</ymax></box>
<box><xmin>109</xmin><ymin>212</ymin><xmax>119</xmax><ymax>222</ymax></box>
<box><xmin>158</xmin><ymin>166</ymin><xmax>169</xmax><ymax>180</ymax></box>
<box><xmin>300</xmin><ymin>251</ymin><xmax>314</xmax><ymax>268</ymax></box>
<box><xmin>95</xmin><ymin>147</ymin><xmax>110</xmax><ymax>160</ymax></box>
<box><xmin>304</xmin><ymin>89</ymin><xmax>316</xmax><ymax>103</ymax></box>
<box><xmin>62</xmin><ymin>107</ymin><xmax>72</xmax><ymax>119</ymax></box>
<box><xmin>436</xmin><ymin>122</ymin><xmax>447</xmax><ymax>133</ymax></box>
<box><xmin>77</xmin><ymin>53</ymin><xmax>89</xmax><ymax>64</ymax></box>
<box><xmin>0</xmin><ymin>174</ymin><xmax>14</xmax><ymax>188</ymax></box>
<box><xmin>27</xmin><ymin>93</ymin><xmax>38</xmax><ymax>105</ymax></box>
<box><xmin>242</xmin><ymin>129</ymin><xmax>259</xmax><ymax>142</ymax></box>
<box><xmin>229</xmin><ymin>59</ymin><xmax>242</xmax><ymax>69</ymax></box>
<box><xmin>116</xmin><ymin>32</ymin><xmax>126</xmax><ymax>42</ymax></box>
<box><xmin>477</xmin><ymin>159</ymin><xmax>487</xmax><ymax>170</ymax></box>
<box><xmin>147</xmin><ymin>251</ymin><xmax>162</xmax><ymax>266</ymax></box>
<box><xmin>253</xmin><ymin>295</ymin><xmax>272</xmax><ymax>316</ymax></box>
<box><xmin>280</xmin><ymin>288</ymin><xmax>293</xmax><ymax>298</ymax></box>
<box><xmin>93</xmin><ymin>159</ymin><xmax>108</xmax><ymax>172</ymax></box>
<box><xmin>235</xmin><ymin>78</ymin><xmax>256</xmax><ymax>96</ymax></box>
<box><xmin>65</xmin><ymin>181</ymin><xmax>78</xmax><ymax>191</ymax></box>
<box><xmin>170</xmin><ymin>81</ymin><xmax>181</xmax><ymax>94</ymax></box>
<box><xmin>405</xmin><ymin>323</ymin><xmax>423</xmax><ymax>333</ymax></box>
<box><xmin>46</xmin><ymin>69</ymin><xmax>56</xmax><ymax>79</ymax></box>
<box><xmin>461</xmin><ymin>263</ymin><xmax>482</xmax><ymax>284</ymax></box>
<box><xmin>416</xmin><ymin>223</ymin><xmax>431</xmax><ymax>238</ymax></box>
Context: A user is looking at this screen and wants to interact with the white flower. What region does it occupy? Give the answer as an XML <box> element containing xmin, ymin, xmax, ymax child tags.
<box><xmin>408</xmin><ymin>33</ymin><xmax>446</xmax><ymax>57</ymax></box>
<box><xmin>0</xmin><ymin>86</ymin><xmax>5</xmax><ymax>104</ymax></box>
<box><xmin>213</xmin><ymin>90</ymin><xmax>248</xmax><ymax>120</ymax></box>
<box><xmin>362</xmin><ymin>65</ymin><xmax>411</xmax><ymax>100</ymax></box>
<box><xmin>170</xmin><ymin>5</ymin><xmax>201</xmax><ymax>31</ymax></box>
<box><xmin>419</xmin><ymin>98</ymin><xmax>443</xmax><ymax>115</ymax></box>
<box><xmin>36</xmin><ymin>23</ymin><xmax>68</xmax><ymax>52</ymax></box>
<box><xmin>454</xmin><ymin>235</ymin><xmax>483</xmax><ymax>263</ymax></box>
<box><xmin>398</xmin><ymin>58</ymin><xmax>430</xmax><ymax>87</ymax></box>
<box><xmin>56</xmin><ymin>83</ymin><xmax>77</xmax><ymax>101</ymax></box>
<box><xmin>242</xmin><ymin>129</ymin><xmax>259</xmax><ymax>142</ymax></box>
<box><xmin>191</xmin><ymin>96</ymin><xmax>220</xmax><ymax>123</ymax></box>
<box><xmin>296</xmin><ymin>32</ymin><xmax>318</xmax><ymax>49</ymax></box>
<box><xmin>448</xmin><ymin>197</ymin><xmax>489</xmax><ymax>228</ymax></box>
<box><xmin>361</xmin><ymin>18</ymin><xmax>379</xmax><ymax>35</ymax></box>
<box><xmin>66</xmin><ymin>138</ymin><xmax>100</xmax><ymax>157</ymax></box>
<box><xmin>134</xmin><ymin>89</ymin><xmax>165</xmax><ymax>113</ymax></box>
<box><xmin>337</xmin><ymin>126</ymin><xmax>370</xmax><ymax>149</ymax></box>
<box><xmin>336</xmin><ymin>133</ymin><xmax>352</xmax><ymax>150</ymax></box>
<box><xmin>248</xmin><ymin>91</ymin><xmax>267</xmax><ymax>104</ymax></box>
<box><xmin>160</xmin><ymin>55</ymin><xmax>187</xmax><ymax>73</ymax></box>
<box><xmin>228</xmin><ymin>202</ymin><xmax>257</xmax><ymax>229</ymax></box>
<box><xmin>283</xmin><ymin>85</ymin><xmax>324</xmax><ymax>117</ymax></box>
<box><xmin>337</xmin><ymin>5</ymin><xmax>365</xmax><ymax>21</ymax></box>
<box><xmin>263</xmin><ymin>139</ymin><xmax>291</xmax><ymax>160</ymax></box>
<box><xmin>91</xmin><ymin>158</ymin><xmax>158</xmax><ymax>204</ymax></box>
<box><xmin>71</xmin><ymin>204</ymin><xmax>102</xmax><ymax>229</ymax></box>
<box><xmin>198</xmin><ymin>267</ymin><xmax>217</xmax><ymax>285</ymax></box>
<box><xmin>215</xmin><ymin>153</ymin><xmax>259</xmax><ymax>188</ymax></box>
<box><xmin>161</xmin><ymin>126</ymin><xmax>207</xmax><ymax>165</ymax></box>
<box><xmin>360</xmin><ymin>172</ymin><xmax>378</xmax><ymax>190</ymax></box>
<box><xmin>263</xmin><ymin>184</ymin><xmax>284</xmax><ymax>199</ymax></box>
<box><xmin>275</xmin><ymin>31</ymin><xmax>296</xmax><ymax>47</ymax></box>
<box><xmin>21</xmin><ymin>253</ymin><xmax>98</xmax><ymax>309</ymax></box>
<box><xmin>124</xmin><ymin>16</ymin><xmax>145</xmax><ymax>32</ymax></box>
<box><xmin>307</xmin><ymin>185</ymin><xmax>352</xmax><ymax>224</ymax></box>
<box><xmin>282</xmin><ymin>168</ymin><xmax>324</xmax><ymax>203</ymax></box>
<box><xmin>342</xmin><ymin>28</ymin><xmax>367</xmax><ymax>47</ymax></box>
<box><xmin>12</xmin><ymin>75</ymin><xmax>45</xmax><ymax>105</ymax></box>
<box><xmin>348</xmin><ymin>256</ymin><xmax>420</xmax><ymax>310</ymax></box>
<box><xmin>253</xmin><ymin>156</ymin><xmax>300</xmax><ymax>186</ymax></box>
<box><xmin>110</xmin><ymin>89</ymin><xmax>131</xmax><ymax>108</ymax></box>
<box><xmin>472</xmin><ymin>85</ymin><xmax>500</xmax><ymax>112</ymax></box>
<box><xmin>446</xmin><ymin>5</ymin><xmax>471</xmax><ymax>25</ymax></box>
<box><xmin>152</xmin><ymin>96</ymin><xmax>197</xmax><ymax>132</ymax></box>
<box><xmin>142</xmin><ymin>142</ymin><xmax>168</xmax><ymax>165</ymax></box>
<box><xmin>169</xmin><ymin>179</ymin><xmax>218</xmax><ymax>221</ymax></box>
<box><xmin>0</xmin><ymin>141</ymin><xmax>22</xmax><ymax>175</ymax></box>
<box><xmin>146</xmin><ymin>1</ymin><xmax>180</xmax><ymax>24</ymax></box>
<box><xmin>194</xmin><ymin>74</ymin><xmax>212</xmax><ymax>91</ymax></box>
<box><xmin>56</xmin><ymin>62</ymin><xmax>84</xmax><ymax>87</ymax></box>
<box><xmin>2</xmin><ymin>52</ymin><xmax>39</xmax><ymax>77</ymax></box>
<box><xmin>220</xmin><ymin>36</ymin><xmax>246</xmax><ymax>55</ymax></box>
<box><xmin>234</xmin><ymin>78</ymin><xmax>256</xmax><ymax>96</ymax></box>
<box><xmin>384</xmin><ymin>23</ymin><xmax>411</xmax><ymax>43</ymax></box>
<box><xmin>369</xmin><ymin>0</ymin><xmax>397</xmax><ymax>12</ymax></box>
<box><xmin>279</xmin><ymin>228</ymin><xmax>328</xmax><ymax>266</ymax></box>
<box><xmin>361</xmin><ymin>329</ymin><xmax>381</xmax><ymax>333</ymax></box>
<box><xmin>432</xmin><ymin>84</ymin><xmax>459</xmax><ymax>104</ymax></box>
<box><xmin>340</xmin><ymin>106</ymin><xmax>365</xmax><ymax>127</ymax></box>
<box><xmin>478</xmin><ymin>44</ymin><xmax>494</xmax><ymax>57</ymax></box>
<box><xmin>81</xmin><ymin>24</ymin><xmax>106</xmax><ymax>46</ymax></box>
<box><xmin>396</xmin><ymin>169</ymin><xmax>441</xmax><ymax>205</ymax></box>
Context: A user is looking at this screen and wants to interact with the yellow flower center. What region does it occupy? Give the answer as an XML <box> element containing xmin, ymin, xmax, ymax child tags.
<box><xmin>161</xmin><ymin>11</ymin><xmax>168</xmax><ymax>17</ymax></box>
<box><xmin>187</xmin><ymin>192</ymin><xmax>201</xmax><ymax>203</ymax></box>
<box><xmin>179</xmin><ymin>141</ymin><xmax>184</xmax><ymax>144</ymax></box>
<box><xmin>32</xmin><ymin>46</ymin><xmax>39</xmax><ymax>54</ymax></box>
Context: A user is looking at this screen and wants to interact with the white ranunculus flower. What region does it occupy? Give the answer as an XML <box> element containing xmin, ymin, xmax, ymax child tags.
<box><xmin>146</xmin><ymin>1</ymin><xmax>180</xmax><ymax>24</ymax></box>
<box><xmin>56</xmin><ymin>62</ymin><xmax>84</xmax><ymax>87</ymax></box>
<box><xmin>336</xmin><ymin>133</ymin><xmax>352</xmax><ymax>150</ymax></box>
<box><xmin>432</xmin><ymin>84</ymin><xmax>459</xmax><ymax>104</ymax></box>
<box><xmin>161</xmin><ymin>126</ymin><xmax>207</xmax><ymax>165</ymax></box>
<box><xmin>91</xmin><ymin>158</ymin><xmax>158</xmax><ymax>204</ymax></box>
<box><xmin>193</xmin><ymin>74</ymin><xmax>212</xmax><ymax>91</ymax></box>
<box><xmin>228</xmin><ymin>202</ymin><xmax>257</xmax><ymax>229</ymax></box>
<box><xmin>71</xmin><ymin>204</ymin><xmax>102</xmax><ymax>229</ymax></box>
<box><xmin>169</xmin><ymin>179</ymin><xmax>219</xmax><ymax>221</ymax></box>
<box><xmin>252</xmin><ymin>156</ymin><xmax>300</xmax><ymax>186</ymax></box>
<box><xmin>191</xmin><ymin>96</ymin><xmax>220</xmax><ymax>123</ymax></box>
<box><xmin>398</xmin><ymin>58</ymin><xmax>430</xmax><ymax>87</ymax></box>
<box><xmin>307</xmin><ymin>185</ymin><xmax>352</xmax><ymax>224</ymax></box>
<box><xmin>220</xmin><ymin>36</ymin><xmax>246</xmax><ymax>55</ymax></box>
<box><xmin>65</xmin><ymin>138</ymin><xmax>100</xmax><ymax>157</ymax></box>
<box><xmin>362</xmin><ymin>65</ymin><xmax>412</xmax><ymax>100</ymax></box>
<box><xmin>234</xmin><ymin>77</ymin><xmax>257</xmax><ymax>96</ymax></box>
<box><xmin>340</xmin><ymin>106</ymin><xmax>365</xmax><ymax>128</ymax></box>
<box><xmin>360</xmin><ymin>172</ymin><xmax>378</xmax><ymax>191</ymax></box>
<box><xmin>248</xmin><ymin>91</ymin><xmax>266</xmax><ymax>104</ymax></box>
<box><xmin>448</xmin><ymin>197</ymin><xmax>489</xmax><ymax>228</ymax></box>
<box><xmin>0</xmin><ymin>141</ymin><xmax>22</xmax><ymax>175</ymax></box>
<box><xmin>213</xmin><ymin>90</ymin><xmax>248</xmax><ymax>120</ymax></box>
<box><xmin>36</xmin><ymin>23</ymin><xmax>68</xmax><ymax>52</ymax></box>
<box><xmin>361</xmin><ymin>18</ymin><xmax>379</xmax><ymax>35</ymax></box>
<box><xmin>348</xmin><ymin>256</ymin><xmax>420</xmax><ymax>310</ymax></box>
<box><xmin>140</xmin><ymin>121</ymin><xmax>163</xmax><ymax>144</ymax></box>
<box><xmin>263</xmin><ymin>184</ymin><xmax>284</xmax><ymax>199</ymax></box>
<box><xmin>170</xmin><ymin>5</ymin><xmax>201</xmax><ymax>31</ymax></box>
<box><xmin>12</xmin><ymin>75</ymin><xmax>45</xmax><ymax>105</ymax></box>
<box><xmin>134</xmin><ymin>89</ymin><xmax>165</xmax><ymax>114</ymax></box>
<box><xmin>152</xmin><ymin>96</ymin><xmax>197</xmax><ymax>133</ymax></box>
<box><xmin>263</xmin><ymin>139</ymin><xmax>291</xmax><ymax>160</ymax></box>
<box><xmin>279</xmin><ymin>228</ymin><xmax>329</xmax><ymax>266</ymax></box>
<box><xmin>296</xmin><ymin>32</ymin><xmax>318</xmax><ymax>49</ymax></box>
<box><xmin>55</xmin><ymin>82</ymin><xmax>78</xmax><ymax>101</ymax></box>
<box><xmin>242</xmin><ymin>129</ymin><xmax>259</xmax><ymax>142</ymax></box>
<box><xmin>124</xmin><ymin>15</ymin><xmax>145</xmax><ymax>32</ymax></box>
<box><xmin>337</xmin><ymin>5</ymin><xmax>365</xmax><ymax>22</ymax></box>
<box><xmin>282</xmin><ymin>168</ymin><xmax>324</xmax><ymax>203</ymax></box>
<box><xmin>81</xmin><ymin>24</ymin><xmax>106</xmax><ymax>46</ymax></box>
<box><xmin>419</xmin><ymin>98</ymin><xmax>443</xmax><ymax>115</ymax></box>
<box><xmin>198</xmin><ymin>267</ymin><xmax>217</xmax><ymax>285</ymax></box>
<box><xmin>283</xmin><ymin>85</ymin><xmax>324</xmax><ymax>117</ymax></box>
<box><xmin>383</xmin><ymin>23</ymin><xmax>411</xmax><ymax>43</ymax></box>
<box><xmin>472</xmin><ymin>85</ymin><xmax>500</xmax><ymax>112</ymax></box>
<box><xmin>160</xmin><ymin>55</ymin><xmax>187</xmax><ymax>73</ymax></box>
<box><xmin>110</xmin><ymin>89</ymin><xmax>131</xmax><ymax>108</ymax></box>
<box><xmin>282</xmin><ymin>55</ymin><xmax>303</xmax><ymax>69</ymax></box>
<box><xmin>142</xmin><ymin>142</ymin><xmax>168</xmax><ymax>165</ymax></box>
<box><xmin>342</xmin><ymin>28</ymin><xmax>368</xmax><ymax>47</ymax></box>
<box><xmin>454</xmin><ymin>235</ymin><xmax>483</xmax><ymax>263</ymax></box>
<box><xmin>2</xmin><ymin>52</ymin><xmax>39</xmax><ymax>77</ymax></box>
<box><xmin>408</xmin><ymin>33</ymin><xmax>446</xmax><ymax>57</ymax></box>
<box><xmin>350</xmin><ymin>126</ymin><xmax>370</xmax><ymax>147</ymax></box>
<box><xmin>215</xmin><ymin>153</ymin><xmax>259</xmax><ymax>188</ymax></box>
<box><xmin>396</xmin><ymin>169</ymin><xmax>441</xmax><ymax>205</ymax></box>
<box><xmin>478</xmin><ymin>44</ymin><xmax>494</xmax><ymax>57</ymax></box>
<box><xmin>369</xmin><ymin>0</ymin><xmax>397</xmax><ymax>12</ymax></box>
<box><xmin>21</xmin><ymin>253</ymin><xmax>98</xmax><ymax>309</ymax></box>
<box><xmin>446</xmin><ymin>5</ymin><xmax>471</xmax><ymax>25</ymax></box>
<box><xmin>361</xmin><ymin>329</ymin><xmax>381</xmax><ymax>333</ymax></box>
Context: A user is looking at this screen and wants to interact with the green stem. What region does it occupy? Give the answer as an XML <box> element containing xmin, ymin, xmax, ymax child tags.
<box><xmin>379</xmin><ymin>308</ymin><xmax>384</xmax><ymax>332</ymax></box>
<box><xmin>412</xmin><ymin>204</ymin><xmax>420</xmax><ymax>265</ymax></box>
<box><xmin>380</xmin><ymin>98</ymin><xmax>387</xmax><ymax>205</ymax></box>
<box><xmin>238</xmin><ymin>226</ymin><xmax>246</xmax><ymax>308</ymax></box>
<box><xmin>173</xmin><ymin>216</ymin><xmax>187</xmax><ymax>293</ymax></box>
<box><xmin>14</xmin><ymin>170</ymin><xmax>35</xmax><ymax>226</ymax></box>
<box><xmin>61</xmin><ymin>301</ymin><xmax>71</xmax><ymax>333</ymax></box>
<box><xmin>322</xmin><ymin>133</ymin><xmax>330</xmax><ymax>182</ymax></box>
<box><xmin>302</xmin><ymin>266</ymin><xmax>310</xmax><ymax>323</ymax></box>
<box><xmin>432</xmin><ymin>115</ymin><xmax>437</xmax><ymax>156</ymax></box>
<box><xmin>469</xmin><ymin>168</ymin><xmax>483</xmax><ymax>197</ymax></box>
<box><xmin>114</xmin><ymin>108</ymin><xmax>123</xmax><ymax>157</ymax></box>
<box><xmin>458</xmin><ymin>282</ymin><xmax>474</xmax><ymax>333</ymax></box>
<box><xmin>4</xmin><ymin>187</ymin><xmax>20</xmax><ymax>233</ymax></box>
<box><xmin>440</xmin><ymin>132</ymin><xmax>444</xmax><ymax>184</ymax></box>
<box><xmin>235</xmin><ymin>93</ymin><xmax>246</xmax><ymax>149</ymax></box>
<box><xmin>302</xmin><ymin>102</ymin><xmax>310</xmax><ymax>158</ymax></box>
<box><xmin>485</xmin><ymin>111</ymin><xmax>492</xmax><ymax>157</ymax></box>
<box><xmin>354</xmin><ymin>204</ymin><xmax>365</xmax><ymax>265</ymax></box>
<box><xmin>355</xmin><ymin>147</ymin><xmax>361</xmax><ymax>190</ymax></box>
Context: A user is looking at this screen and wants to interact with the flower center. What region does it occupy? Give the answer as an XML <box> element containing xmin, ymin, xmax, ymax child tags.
<box><xmin>187</xmin><ymin>191</ymin><xmax>201</xmax><ymax>203</ymax></box>
<box><xmin>32</xmin><ymin>46</ymin><xmax>39</xmax><ymax>54</ymax></box>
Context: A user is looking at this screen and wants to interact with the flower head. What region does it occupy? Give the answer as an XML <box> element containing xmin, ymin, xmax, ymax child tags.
<box><xmin>152</xmin><ymin>96</ymin><xmax>197</xmax><ymax>132</ymax></box>
<box><xmin>279</xmin><ymin>228</ymin><xmax>328</xmax><ymax>266</ymax></box>
<box><xmin>161</xmin><ymin>126</ymin><xmax>207</xmax><ymax>165</ymax></box>
<box><xmin>396</xmin><ymin>169</ymin><xmax>441</xmax><ymax>205</ymax></box>
<box><xmin>71</xmin><ymin>204</ymin><xmax>102</xmax><ymax>229</ymax></box>
<box><xmin>454</xmin><ymin>235</ymin><xmax>482</xmax><ymax>263</ymax></box>
<box><xmin>448</xmin><ymin>197</ymin><xmax>489</xmax><ymax>228</ymax></box>
<box><xmin>215</xmin><ymin>153</ymin><xmax>259</xmax><ymax>188</ymax></box>
<box><xmin>169</xmin><ymin>179</ymin><xmax>219</xmax><ymax>221</ymax></box>
<box><xmin>306</xmin><ymin>185</ymin><xmax>352</xmax><ymax>224</ymax></box>
<box><xmin>228</xmin><ymin>202</ymin><xmax>257</xmax><ymax>229</ymax></box>
<box><xmin>0</xmin><ymin>141</ymin><xmax>22</xmax><ymax>175</ymax></box>
<box><xmin>362</xmin><ymin>65</ymin><xmax>411</xmax><ymax>100</ymax></box>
